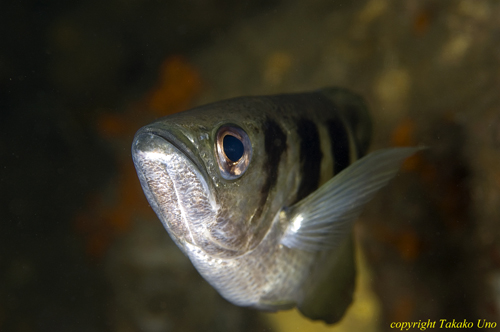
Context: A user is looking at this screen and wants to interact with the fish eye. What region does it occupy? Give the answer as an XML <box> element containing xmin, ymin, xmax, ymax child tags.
<box><xmin>223</xmin><ymin>135</ymin><xmax>244</xmax><ymax>162</ymax></box>
<box><xmin>215</xmin><ymin>125</ymin><xmax>252</xmax><ymax>180</ymax></box>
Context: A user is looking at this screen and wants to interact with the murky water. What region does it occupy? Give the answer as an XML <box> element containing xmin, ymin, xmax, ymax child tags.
<box><xmin>2</xmin><ymin>0</ymin><xmax>500</xmax><ymax>331</ymax></box>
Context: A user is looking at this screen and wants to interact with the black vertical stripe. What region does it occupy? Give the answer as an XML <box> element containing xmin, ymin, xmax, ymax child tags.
<box><xmin>344</xmin><ymin>104</ymin><xmax>371</xmax><ymax>158</ymax></box>
<box><xmin>295</xmin><ymin>118</ymin><xmax>322</xmax><ymax>202</ymax></box>
<box><xmin>327</xmin><ymin>118</ymin><xmax>350</xmax><ymax>174</ymax></box>
<box><xmin>254</xmin><ymin>119</ymin><xmax>287</xmax><ymax>219</ymax></box>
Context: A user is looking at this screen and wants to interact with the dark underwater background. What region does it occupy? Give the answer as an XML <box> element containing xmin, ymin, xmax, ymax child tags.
<box><xmin>1</xmin><ymin>0</ymin><xmax>500</xmax><ymax>331</ymax></box>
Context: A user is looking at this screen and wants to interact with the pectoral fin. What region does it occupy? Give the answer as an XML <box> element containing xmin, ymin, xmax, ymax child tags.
<box><xmin>281</xmin><ymin>147</ymin><xmax>422</xmax><ymax>251</ymax></box>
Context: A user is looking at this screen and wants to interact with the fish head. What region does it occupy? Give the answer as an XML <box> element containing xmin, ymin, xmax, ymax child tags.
<box><xmin>132</xmin><ymin>100</ymin><xmax>280</xmax><ymax>259</ymax></box>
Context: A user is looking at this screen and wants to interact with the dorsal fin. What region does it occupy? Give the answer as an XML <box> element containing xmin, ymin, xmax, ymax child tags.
<box><xmin>320</xmin><ymin>87</ymin><xmax>372</xmax><ymax>158</ymax></box>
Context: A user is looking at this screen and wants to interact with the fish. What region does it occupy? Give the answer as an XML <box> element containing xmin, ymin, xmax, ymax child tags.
<box><xmin>131</xmin><ymin>88</ymin><xmax>419</xmax><ymax>324</ymax></box>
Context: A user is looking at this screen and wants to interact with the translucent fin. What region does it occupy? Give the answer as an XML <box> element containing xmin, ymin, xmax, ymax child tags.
<box><xmin>281</xmin><ymin>147</ymin><xmax>422</xmax><ymax>251</ymax></box>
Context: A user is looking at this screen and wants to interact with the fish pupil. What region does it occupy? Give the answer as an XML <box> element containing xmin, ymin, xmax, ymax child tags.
<box><xmin>223</xmin><ymin>135</ymin><xmax>244</xmax><ymax>162</ymax></box>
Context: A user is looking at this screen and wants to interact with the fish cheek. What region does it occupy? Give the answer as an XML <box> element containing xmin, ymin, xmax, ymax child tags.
<box><xmin>205</xmin><ymin>171</ymin><xmax>261</xmax><ymax>252</ymax></box>
<box><xmin>205</xmin><ymin>151</ymin><xmax>268</xmax><ymax>254</ymax></box>
<box><xmin>209</xmin><ymin>209</ymin><xmax>249</xmax><ymax>252</ymax></box>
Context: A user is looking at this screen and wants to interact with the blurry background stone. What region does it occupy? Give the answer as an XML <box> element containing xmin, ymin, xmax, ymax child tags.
<box><xmin>2</xmin><ymin>0</ymin><xmax>500</xmax><ymax>331</ymax></box>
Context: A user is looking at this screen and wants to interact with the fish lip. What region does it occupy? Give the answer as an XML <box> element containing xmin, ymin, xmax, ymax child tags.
<box><xmin>133</xmin><ymin>125</ymin><xmax>208</xmax><ymax>179</ymax></box>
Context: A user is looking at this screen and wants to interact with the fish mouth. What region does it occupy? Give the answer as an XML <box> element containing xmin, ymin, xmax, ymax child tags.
<box><xmin>135</xmin><ymin>126</ymin><xmax>205</xmax><ymax>176</ymax></box>
<box><xmin>131</xmin><ymin>127</ymin><xmax>217</xmax><ymax>251</ymax></box>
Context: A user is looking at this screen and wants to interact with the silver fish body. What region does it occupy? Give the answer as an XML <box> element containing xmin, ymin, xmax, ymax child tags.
<box><xmin>132</xmin><ymin>88</ymin><xmax>418</xmax><ymax>323</ymax></box>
